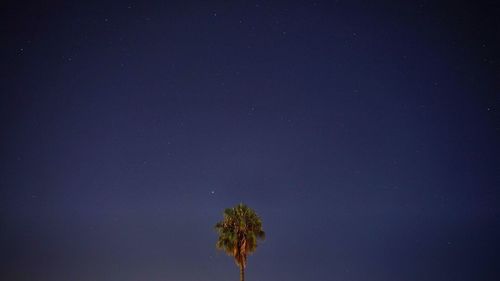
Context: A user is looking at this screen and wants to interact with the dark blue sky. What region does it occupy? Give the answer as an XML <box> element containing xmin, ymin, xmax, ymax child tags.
<box><xmin>1</xmin><ymin>1</ymin><xmax>498</xmax><ymax>280</ymax></box>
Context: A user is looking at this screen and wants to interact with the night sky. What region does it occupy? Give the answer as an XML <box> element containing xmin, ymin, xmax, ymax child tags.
<box><xmin>1</xmin><ymin>1</ymin><xmax>499</xmax><ymax>280</ymax></box>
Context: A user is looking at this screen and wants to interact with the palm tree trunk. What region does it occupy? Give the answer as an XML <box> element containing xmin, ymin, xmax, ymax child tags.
<box><xmin>240</xmin><ymin>265</ymin><xmax>245</xmax><ymax>281</ymax></box>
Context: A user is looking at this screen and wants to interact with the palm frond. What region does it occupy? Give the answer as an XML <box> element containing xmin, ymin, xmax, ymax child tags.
<box><xmin>214</xmin><ymin>203</ymin><xmax>265</xmax><ymax>268</ymax></box>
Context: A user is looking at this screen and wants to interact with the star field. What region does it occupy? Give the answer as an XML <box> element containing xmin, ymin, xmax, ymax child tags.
<box><xmin>1</xmin><ymin>1</ymin><xmax>499</xmax><ymax>281</ymax></box>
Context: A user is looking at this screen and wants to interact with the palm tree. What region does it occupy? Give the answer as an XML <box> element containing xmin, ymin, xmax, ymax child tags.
<box><xmin>215</xmin><ymin>203</ymin><xmax>265</xmax><ymax>281</ymax></box>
